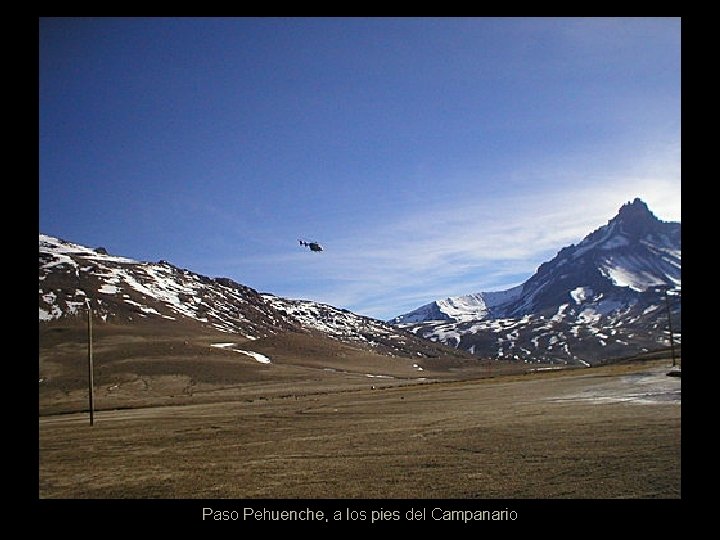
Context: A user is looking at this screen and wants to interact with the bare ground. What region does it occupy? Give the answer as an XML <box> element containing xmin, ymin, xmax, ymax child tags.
<box><xmin>39</xmin><ymin>359</ymin><xmax>680</xmax><ymax>499</ymax></box>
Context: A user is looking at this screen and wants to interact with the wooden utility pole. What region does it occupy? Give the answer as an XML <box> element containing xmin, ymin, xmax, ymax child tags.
<box><xmin>663</xmin><ymin>288</ymin><xmax>677</xmax><ymax>368</ymax></box>
<box><xmin>86</xmin><ymin>298</ymin><xmax>94</xmax><ymax>426</ymax></box>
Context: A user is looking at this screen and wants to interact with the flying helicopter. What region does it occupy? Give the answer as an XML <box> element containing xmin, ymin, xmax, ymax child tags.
<box><xmin>298</xmin><ymin>239</ymin><xmax>323</xmax><ymax>252</ymax></box>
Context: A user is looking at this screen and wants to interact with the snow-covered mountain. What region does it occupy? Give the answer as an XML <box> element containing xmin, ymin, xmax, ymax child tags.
<box><xmin>38</xmin><ymin>234</ymin><xmax>458</xmax><ymax>360</ymax></box>
<box><xmin>392</xmin><ymin>287</ymin><xmax>523</xmax><ymax>324</ymax></box>
<box><xmin>390</xmin><ymin>198</ymin><xmax>681</xmax><ymax>365</ymax></box>
<box><xmin>38</xmin><ymin>197</ymin><xmax>680</xmax><ymax>367</ymax></box>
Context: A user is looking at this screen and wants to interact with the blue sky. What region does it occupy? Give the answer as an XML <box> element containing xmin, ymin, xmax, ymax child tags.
<box><xmin>39</xmin><ymin>17</ymin><xmax>681</xmax><ymax>320</ymax></box>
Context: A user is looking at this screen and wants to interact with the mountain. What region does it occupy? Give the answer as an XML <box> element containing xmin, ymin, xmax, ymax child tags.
<box><xmin>391</xmin><ymin>287</ymin><xmax>524</xmax><ymax>324</ymax></box>
<box><xmin>38</xmin><ymin>233</ymin><xmax>464</xmax><ymax>361</ymax></box>
<box><xmin>390</xmin><ymin>198</ymin><xmax>681</xmax><ymax>365</ymax></box>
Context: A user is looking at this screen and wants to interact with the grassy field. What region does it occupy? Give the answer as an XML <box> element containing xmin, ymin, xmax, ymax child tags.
<box><xmin>39</xmin><ymin>357</ymin><xmax>680</xmax><ymax>499</ymax></box>
<box><xmin>38</xmin><ymin>322</ymin><xmax>534</xmax><ymax>415</ymax></box>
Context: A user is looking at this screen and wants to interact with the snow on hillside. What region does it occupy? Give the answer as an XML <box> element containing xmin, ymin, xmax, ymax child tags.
<box><xmin>211</xmin><ymin>343</ymin><xmax>272</xmax><ymax>363</ymax></box>
<box><xmin>39</xmin><ymin>234</ymin><xmax>136</xmax><ymax>266</ymax></box>
<box><xmin>389</xmin><ymin>199</ymin><xmax>681</xmax><ymax>365</ymax></box>
<box><xmin>392</xmin><ymin>198</ymin><xmax>680</xmax><ymax>325</ymax></box>
<box><xmin>262</xmin><ymin>294</ymin><xmax>410</xmax><ymax>345</ymax></box>
<box><xmin>39</xmin><ymin>234</ymin><xmax>293</xmax><ymax>338</ymax></box>
<box><xmin>39</xmin><ymin>233</ymin><xmax>450</xmax><ymax>360</ymax></box>
<box><xmin>391</xmin><ymin>286</ymin><xmax>523</xmax><ymax>324</ymax></box>
<box><xmin>599</xmin><ymin>253</ymin><xmax>680</xmax><ymax>291</ymax></box>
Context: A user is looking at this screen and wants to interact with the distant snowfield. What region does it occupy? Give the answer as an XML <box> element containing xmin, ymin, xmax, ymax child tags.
<box><xmin>570</xmin><ymin>287</ymin><xmax>592</xmax><ymax>305</ymax></box>
<box><xmin>395</xmin><ymin>286</ymin><xmax>524</xmax><ymax>324</ymax></box>
<box><xmin>211</xmin><ymin>342</ymin><xmax>271</xmax><ymax>364</ymax></box>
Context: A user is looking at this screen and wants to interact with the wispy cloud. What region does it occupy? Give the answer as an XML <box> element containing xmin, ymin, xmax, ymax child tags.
<box><xmin>196</xmin><ymin>136</ymin><xmax>680</xmax><ymax>321</ymax></box>
<box><xmin>301</xmin><ymin>167</ymin><xmax>680</xmax><ymax>319</ymax></box>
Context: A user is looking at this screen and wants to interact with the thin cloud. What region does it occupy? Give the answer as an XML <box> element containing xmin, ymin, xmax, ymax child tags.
<box><xmin>204</xmin><ymin>168</ymin><xmax>680</xmax><ymax>321</ymax></box>
<box><xmin>193</xmin><ymin>136</ymin><xmax>681</xmax><ymax>321</ymax></box>
<box><xmin>310</xmin><ymin>173</ymin><xmax>680</xmax><ymax>319</ymax></box>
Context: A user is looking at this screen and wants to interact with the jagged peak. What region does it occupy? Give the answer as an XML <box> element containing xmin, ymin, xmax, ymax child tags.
<box><xmin>390</xmin><ymin>197</ymin><xmax>680</xmax><ymax>324</ymax></box>
<box><xmin>607</xmin><ymin>197</ymin><xmax>668</xmax><ymax>239</ymax></box>
<box><xmin>616</xmin><ymin>197</ymin><xmax>657</xmax><ymax>221</ymax></box>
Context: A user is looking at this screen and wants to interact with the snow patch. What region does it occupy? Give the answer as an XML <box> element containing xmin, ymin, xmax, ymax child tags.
<box><xmin>577</xmin><ymin>308</ymin><xmax>601</xmax><ymax>325</ymax></box>
<box><xmin>552</xmin><ymin>304</ymin><xmax>569</xmax><ymax>322</ymax></box>
<box><xmin>98</xmin><ymin>284</ymin><xmax>119</xmax><ymax>294</ymax></box>
<box><xmin>570</xmin><ymin>287</ymin><xmax>592</xmax><ymax>305</ymax></box>
<box><xmin>600</xmin><ymin>255</ymin><xmax>676</xmax><ymax>292</ymax></box>
<box><xmin>237</xmin><ymin>350</ymin><xmax>272</xmax><ymax>364</ymax></box>
<box><xmin>39</xmin><ymin>306</ymin><xmax>61</xmax><ymax>321</ymax></box>
<box><xmin>211</xmin><ymin>343</ymin><xmax>271</xmax><ymax>364</ymax></box>
<box><xmin>124</xmin><ymin>299</ymin><xmax>160</xmax><ymax>315</ymax></box>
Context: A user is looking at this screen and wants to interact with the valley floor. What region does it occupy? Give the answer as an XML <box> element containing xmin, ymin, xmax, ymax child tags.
<box><xmin>39</xmin><ymin>359</ymin><xmax>680</xmax><ymax>499</ymax></box>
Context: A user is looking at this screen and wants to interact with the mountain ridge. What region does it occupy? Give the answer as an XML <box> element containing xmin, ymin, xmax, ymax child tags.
<box><xmin>389</xmin><ymin>198</ymin><xmax>680</xmax><ymax>365</ymax></box>
<box><xmin>391</xmin><ymin>198</ymin><xmax>680</xmax><ymax>324</ymax></box>
<box><xmin>38</xmin><ymin>233</ymin><xmax>466</xmax><ymax>362</ymax></box>
<box><xmin>39</xmin><ymin>197</ymin><xmax>681</xmax><ymax>367</ymax></box>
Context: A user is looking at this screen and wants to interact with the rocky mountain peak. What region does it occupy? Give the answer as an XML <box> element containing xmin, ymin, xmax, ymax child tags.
<box><xmin>612</xmin><ymin>197</ymin><xmax>663</xmax><ymax>236</ymax></box>
<box><xmin>619</xmin><ymin>197</ymin><xmax>651</xmax><ymax>215</ymax></box>
<box><xmin>390</xmin><ymin>198</ymin><xmax>681</xmax><ymax>364</ymax></box>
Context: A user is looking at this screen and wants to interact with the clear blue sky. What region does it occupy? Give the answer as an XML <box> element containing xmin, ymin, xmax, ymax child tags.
<box><xmin>39</xmin><ymin>17</ymin><xmax>681</xmax><ymax>320</ymax></box>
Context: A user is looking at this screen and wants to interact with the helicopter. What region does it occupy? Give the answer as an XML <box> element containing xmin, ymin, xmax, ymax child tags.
<box><xmin>298</xmin><ymin>239</ymin><xmax>323</xmax><ymax>252</ymax></box>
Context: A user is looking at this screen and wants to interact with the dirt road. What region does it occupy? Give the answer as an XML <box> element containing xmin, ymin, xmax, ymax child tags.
<box><xmin>39</xmin><ymin>361</ymin><xmax>680</xmax><ymax>498</ymax></box>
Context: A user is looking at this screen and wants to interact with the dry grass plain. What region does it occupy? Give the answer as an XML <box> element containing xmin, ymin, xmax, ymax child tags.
<box><xmin>39</xmin><ymin>355</ymin><xmax>680</xmax><ymax>499</ymax></box>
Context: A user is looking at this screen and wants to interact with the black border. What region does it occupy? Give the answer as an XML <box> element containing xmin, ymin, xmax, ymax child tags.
<box><xmin>32</xmin><ymin>16</ymin><xmax>691</xmax><ymax>531</ymax></box>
